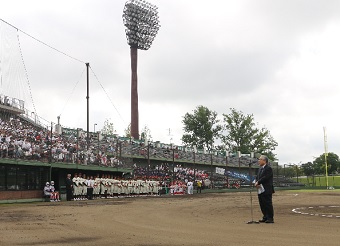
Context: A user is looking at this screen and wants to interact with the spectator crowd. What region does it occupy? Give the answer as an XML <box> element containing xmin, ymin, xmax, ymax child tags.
<box><xmin>1</xmin><ymin>113</ymin><xmax>251</xmax><ymax>192</ymax></box>
<box><xmin>1</xmin><ymin>114</ymin><xmax>255</xmax><ymax>169</ymax></box>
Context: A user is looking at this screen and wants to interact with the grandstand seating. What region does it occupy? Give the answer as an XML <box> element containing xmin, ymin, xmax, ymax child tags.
<box><xmin>0</xmin><ymin>109</ymin><xmax>261</xmax><ymax>186</ymax></box>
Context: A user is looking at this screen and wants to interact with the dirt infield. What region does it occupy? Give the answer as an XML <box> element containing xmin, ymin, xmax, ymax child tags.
<box><xmin>0</xmin><ymin>190</ymin><xmax>339</xmax><ymax>246</ymax></box>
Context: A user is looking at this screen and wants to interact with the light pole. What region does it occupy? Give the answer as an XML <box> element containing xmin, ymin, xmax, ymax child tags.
<box><xmin>123</xmin><ymin>0</ymin><xmax>160</xmax><ymax>139</ymax></box>
<box><xmin>94</xmin><ymin>123</ymin><xmax>97</xmax><ymax>133</ymax></box>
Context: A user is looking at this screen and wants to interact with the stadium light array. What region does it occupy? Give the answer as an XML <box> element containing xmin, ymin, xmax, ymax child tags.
<box><xmin>122</xmin><ymin>0</ymin><xmax>160</xmax><ymax>140</ymax></box>
<box><xmin>123</xmin><ymin>0</ymin><xmax>160</xmax><ymax>50</ymax></box>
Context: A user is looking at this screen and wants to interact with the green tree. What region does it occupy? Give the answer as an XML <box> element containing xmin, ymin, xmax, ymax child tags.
<box><xmin>301</xmin><ymin>162</ymin><xmax>316</xmax><ymax>176</ymax></box>
<box><xmin>140</xmin><ymin>125</ymin><xmax>152</xmax><ymax>142</ymax></box>
<box><xmin>313</xmin><ymin>152</ymin><xmax>340</xmax><ymax>175</ymax></box>
<box><xmin>221</xmin><ymin>108</ymin><xmax>278</xmax><ymax>160</ymax></box>
<box><xmin>101</xmin><ymin>119</ymin><xmax>116</xmax><ymax>136</ymax></box>
<box><xmin>124</xmin><ymin>123</ymin><xmax>131</xmax><ymax>138</ymax></box>
<box><xmin>182</xmin><ymin>105</ymin><xmax>222</xmax><ymax>150</ymax></box>
<box><xmin>301</xmin><ymin>161</ymin><xmax>317</xmax><ymax>186</ymax></box>
<box><xmin>283</xmin><ymin>166</ymin><xmax>296</xmax><ymax>178</ymax></box>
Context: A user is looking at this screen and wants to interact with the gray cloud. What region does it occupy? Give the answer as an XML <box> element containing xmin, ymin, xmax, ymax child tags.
<box><xmin>2</xmin><ymin>0</ymin><xmax>340</xmax><ymax>165</ymax></box>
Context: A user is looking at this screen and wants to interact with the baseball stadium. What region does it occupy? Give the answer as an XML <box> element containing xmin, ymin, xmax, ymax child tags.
<box><xmin>1</xmin><ymin>1</ymin><xmax>340</xmax><ymax>245</ymax></box>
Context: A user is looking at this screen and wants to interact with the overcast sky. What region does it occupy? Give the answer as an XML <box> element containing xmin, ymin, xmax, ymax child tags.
<box><xmin>1</xmin><ymin>0</ymin><xmax>340</xmax><ymax>165</ymax></box>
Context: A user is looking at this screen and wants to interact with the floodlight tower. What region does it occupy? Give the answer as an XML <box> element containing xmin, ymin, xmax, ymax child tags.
<box><xmin>123</xmin><ymin>0</ymin><xmax>160</xmax><ymax>139</ymax></box>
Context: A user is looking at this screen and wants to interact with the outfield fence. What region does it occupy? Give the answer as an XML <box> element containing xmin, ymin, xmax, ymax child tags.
<box><xmin>298</xmin><ymin>175</ymin><xmax>340</xmax><ymax>189</ymax></box>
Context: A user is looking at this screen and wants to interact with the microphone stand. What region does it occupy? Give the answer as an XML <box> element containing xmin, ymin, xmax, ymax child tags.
<box><xmin>247</xmin><ymin>161</ymin><xmax>259</xmax><ymax>224</ymax></box>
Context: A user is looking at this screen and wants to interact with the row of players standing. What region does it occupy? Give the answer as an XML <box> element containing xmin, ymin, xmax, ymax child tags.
<box><xmin>66</xmin><ymin>173</ymin><xmax>163</xmax><ymax>201</ymax></box>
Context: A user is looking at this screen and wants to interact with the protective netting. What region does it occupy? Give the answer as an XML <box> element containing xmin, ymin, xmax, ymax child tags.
<box><xmin>0</xmin><ymin>21</ymin><xmax>33</xmax><ymax>111</ymax></box>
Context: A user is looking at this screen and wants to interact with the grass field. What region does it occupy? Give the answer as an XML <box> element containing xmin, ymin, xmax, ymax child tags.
<box><xmin>297</xmin><ymin>175</ymin><xmax>340</xmax><ymax>188</ymax></box>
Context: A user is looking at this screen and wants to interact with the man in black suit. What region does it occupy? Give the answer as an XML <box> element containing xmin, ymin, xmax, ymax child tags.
<box><xmin>255</xmin><ymin>155</ymin><xmax>274</xmax><ymax>223</ymax></box>
<box><xmin>66</xmin><ymin>174</ymin><xmax>73</xmax><ymax>201</ymax></box>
